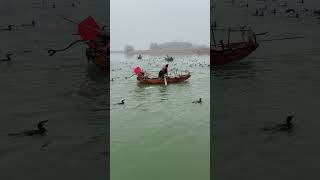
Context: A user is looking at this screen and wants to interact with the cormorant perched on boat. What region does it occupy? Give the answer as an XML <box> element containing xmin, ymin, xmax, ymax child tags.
<box><xmin>262</xmin><ymin>115</ymin><xmax>295</xmax><ymax>133</ymax></box>
<box><xmin>8</xmin><ymin>120</ymin><xmax>48</xmax><ymax>136</ymax></box>
<box><xmin>117</xmin><ymin>100</ymin><xmax>125</xmax><ymax>105</ymax></box>
<box><xmin>192</xmin><ymin>98</ymin><xmax>202</xmax><ymax>104</ymax></box>
<box><xmin>219</xmin><ymin>40</ymin><xmax>225</xmax><ymax>51</ymax></box>
<box><xmin>240</xmin><ymin>25</ymin><xmax>247</xmax><ymax>30</ymax></box>
<box><xmin>1</xmin><ymin>52</ymin><xmax>13</xmax><ymax>61</ymax></box>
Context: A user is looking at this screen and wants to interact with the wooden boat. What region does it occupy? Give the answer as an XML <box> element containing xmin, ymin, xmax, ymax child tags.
<box><xmin>47</xmin><ymin>16</ymin><xmax>109</xmax><ymax>72</ymax></box>
<box><xmin>86</xmin><ymin>48</ymin><xmax>109</xmax><ymax>72</ymax></box>
<box><xmin>137</xmin><ymin>73</ymin><xmax>191</xmax><ymax>84</ymax></box>
<box><xmin>211</xmin><ymin>41</ymin><xmax>258</xmax><ymax>66</ymax></box>
<box><xmin>211</xmin><ymin>26</ymin><xmax>259</xmax><ymax>66</ymax></box>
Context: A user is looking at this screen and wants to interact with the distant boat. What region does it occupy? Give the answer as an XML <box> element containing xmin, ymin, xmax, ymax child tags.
<box><xmin>137</xmin><ymin>54</ymin><xmax>142</xmax><ymax>59</ymax></box>
<box><xmin>211</xmin><ymin>26</ymin><xmax>259</xmax><ymax>66</ymax></box>
<box><xmin>164</xmin><ymin>55</ymin><xmax>174</xmax><ymax>61</ymax></box>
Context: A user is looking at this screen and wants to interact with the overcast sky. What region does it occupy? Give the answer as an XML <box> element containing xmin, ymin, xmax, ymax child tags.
<box><xmin>111</xmin><ymin>0</ymin><xmax>210</xmax><ymax>50</ymax></box>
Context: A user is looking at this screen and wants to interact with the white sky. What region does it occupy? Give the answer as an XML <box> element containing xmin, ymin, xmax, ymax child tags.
<box><xmin>111</xmin><ymin>0</ymin><xmax>210</xmax><ymax>50</ymax></box>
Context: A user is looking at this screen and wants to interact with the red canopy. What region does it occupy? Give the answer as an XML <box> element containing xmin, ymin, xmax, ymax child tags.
<box><xmin>78</xmin><ymin>16</ymin><xmax>102</xmax><ymax>41</ymax></box>
<box><xmin>134</xmin><ymin>67</ymin><xmax>142</xmax><ymax>76</ymax></box>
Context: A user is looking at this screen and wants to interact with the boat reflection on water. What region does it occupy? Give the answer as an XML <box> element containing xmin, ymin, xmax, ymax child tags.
<box><xmin>85</xmin><ymin>64</ymin><xmax>108</xmax><ymax>83</ymax></box>
<box><xmin>212</xmin><ymin>61</ymin><xmax>258</xmax><ymax>80</ymax></box>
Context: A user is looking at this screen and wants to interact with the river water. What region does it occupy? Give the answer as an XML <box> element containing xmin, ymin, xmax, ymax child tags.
<box><xmin>111</xmin><ymin>53</ymin><xmax>210</xmax><ymax>180</ymax></box>
<box><xmin>212</xmin><ymin>0</ymin><xmax>320</xmax><ymax>179</ymax></box>
<box><xmin>0</xmin><ymin>0</ymin><xmax>108</xmax><ymax>179</ymax></box>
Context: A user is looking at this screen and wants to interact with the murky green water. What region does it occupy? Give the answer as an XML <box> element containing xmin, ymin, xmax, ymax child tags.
<box><xmin>0</xmin><ymin>0</ymin><xmax>108</xmax><ymax>179</ymax></box>
<box><xmin>111</xmin><ymin>53</ymin><xmax>210</xmax><ymax>180</ymax></box>
<box><xmin>213</xmin><ymin>0</ymin><xmax>320</xmax><ymax>179</ymax></box>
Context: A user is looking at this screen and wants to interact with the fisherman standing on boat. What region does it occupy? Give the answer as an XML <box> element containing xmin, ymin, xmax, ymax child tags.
<box><xmin>158</xmin><ymin>64</ymin><xmax>168</xmax><ymax>79</ymax></box>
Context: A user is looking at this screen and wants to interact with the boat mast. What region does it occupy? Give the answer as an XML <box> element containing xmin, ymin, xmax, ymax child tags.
<box><xmin>211</xmin><ymin>25</ymin><xmax>216</xmax><ymax>47</ymax></box>
<box><xmin>211</xmin><ymin>5</ymin><xmax>217</xmax><ymax>47</ymax></box>
<box><xmin>227</xmin><ymin>28</ymin><xmax>231</xmax><ymax>46</ymax></box>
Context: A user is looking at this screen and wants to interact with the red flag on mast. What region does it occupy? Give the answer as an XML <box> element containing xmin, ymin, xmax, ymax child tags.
<box><xmin>78</xmin><ymin>16</ymin><xmax>101</xmax><ymax>41</ymax></box>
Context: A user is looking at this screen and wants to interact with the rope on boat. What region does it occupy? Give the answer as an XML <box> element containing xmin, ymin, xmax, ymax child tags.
<box><xmin>258</xmin><ymin>36</ymin><xmax>305</xmax><ymax>42</ymax></box>
<box><xmin>48</xmin><ymin>39</ymin><xmax>86</xmax><ymax>56</ymax></box>
<box><xmin>57</xmin><ymin>15</ymin><xmax>106</xmax><ymax>33</ymax></box>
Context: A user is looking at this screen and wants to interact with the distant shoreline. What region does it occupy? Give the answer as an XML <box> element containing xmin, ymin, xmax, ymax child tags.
<box><xmin>111</xmin><ymin>48</ymin><xmax>210</xmax><ymax>55</ymax></box>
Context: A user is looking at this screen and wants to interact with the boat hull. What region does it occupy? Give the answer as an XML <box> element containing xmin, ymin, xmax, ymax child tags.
<box><xmin>86</xmin><ymin>49</ymin><xmax>109</xmax><ymax>72</ymax></box>
<box><xmin>137</xmin><ymin>74</ymin><xmax>191</xmax><ymax>84</ymax></box>
<box><xmin>211</xmin><ymin>43</ymin><xmax>258</xmax><ymax>66</ymax></box>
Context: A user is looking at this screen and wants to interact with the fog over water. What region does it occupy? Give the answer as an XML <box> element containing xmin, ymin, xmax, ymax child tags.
<box><xmin>111</xmin><ymin>0</ymin><xmax>210</xmax><ymax>50</ymax></box>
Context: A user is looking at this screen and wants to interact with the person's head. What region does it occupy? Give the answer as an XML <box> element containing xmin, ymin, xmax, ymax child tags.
<box><xmin>165</xmin><ymin>64</ymin><xmax>168</xmax><ymax>67</ymax></box>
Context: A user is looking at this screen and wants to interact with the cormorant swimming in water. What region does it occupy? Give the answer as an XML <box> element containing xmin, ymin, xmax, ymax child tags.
<box><xmin>313</xmin><ymin>10</ymin><xmax>320</xmax><ymax>15</ymax></box>
<box><xmin>0</xmin><ymin>25</ymin><xmax>13</xmax><ymax>31</ymax></box>
<box><xmin>278</xmin><ymin>115</ymin><xmax>294</xmax><ymax>131</ymax></box>
<box><xmin>117</xmin><ymin>100</ymin><xmax>125</xmax><ymax>105</ymax></box>
<box><xmin>263</xmin><ymin>115</ymin><xmax>295</xmax><ymax>133</ymax></box>
<box><xmin>8</xmin><ymin>120</ymin><xmax>49</xmax><ymax>136</ymax></box>
<box><xmin>192</xmin><ymin>98</ymin><xmax>202</xmax><ymax>104</ymax></box>
<box><xmin>1</xmin><ymin>52</ymin><xmax>13</xmax><ymax>61</ymax></box>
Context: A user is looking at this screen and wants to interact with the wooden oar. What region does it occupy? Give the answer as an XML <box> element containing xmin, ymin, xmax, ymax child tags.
<box><xmin>164</xmin><ymin>76</ymin><xmax>167</xmax><ymax>86</ymax></box>
<box><xmin>125</xmin><ymin>74</ymin><xmax>135</xmax><ymax>79</ymax></box>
